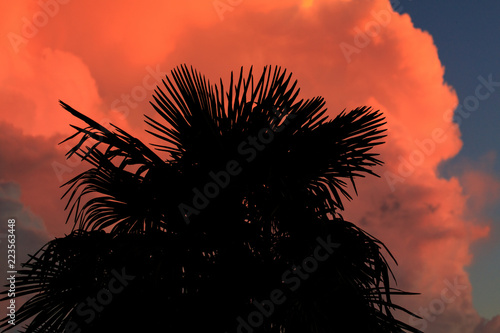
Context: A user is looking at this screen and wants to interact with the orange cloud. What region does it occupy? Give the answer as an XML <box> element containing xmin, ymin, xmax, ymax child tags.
<box><xmin>1</xmin><ymin>0</ymin><xmax>498</xmax><ymax>331</ymax></box>
<box><xmin>0</xmin><ymin>121</ymin><xmax>75</xmax><ymax>235</ymax></box>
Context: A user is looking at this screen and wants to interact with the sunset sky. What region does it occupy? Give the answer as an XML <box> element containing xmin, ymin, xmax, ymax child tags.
<box><xmin>0</xmin><ymin>0</ymin><xmax>499</xmax><ymax>332</ymax></box>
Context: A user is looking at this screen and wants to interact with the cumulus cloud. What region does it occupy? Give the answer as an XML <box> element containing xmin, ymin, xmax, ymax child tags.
<box><xmin>473</xmin><ymin>316</ymin><xmax>500</xmax><ymax>333</ymax></box>
<box><xmin>0</xmin><ymin>0</ymin><xmax>498</xmax><ymax>332</ymax></box>
<box><xmin>445</xmin><ymin>152</ymin><xmax>500</xmax><ymax>216</ymax></box>
<box><xmin>0</xmin><ymin>181</ymin><xmax>52</xmax><ymax>328</ymax></box>
<box><xmin>0</xmin><ymin>180</ymin><xmax>52</xmax><ymax>286</ymax></box>
<box><xmin>0</xmin><ymin>121</ymin><xmax>77</xmax><ymax>235</ymax></box>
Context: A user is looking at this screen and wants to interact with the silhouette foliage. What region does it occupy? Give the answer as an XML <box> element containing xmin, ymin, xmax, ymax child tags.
<box><xmin>1</xmin><ymin>65</ymin><xmax>422</xmax><ymax>332</ymax></box>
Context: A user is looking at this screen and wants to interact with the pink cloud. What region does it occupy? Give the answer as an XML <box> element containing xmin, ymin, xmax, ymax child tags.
<box><xmin>0</xmin><ymin>180</ymin><xmax>52</xmax><ymax>283</ymax></box>
<box><xmin>456</xmin><ymin>152</ymin><xmax>500</xmax><ymax>215</ymax></box>
<box><xmin>0</xmin><ymin>121</ymin><xmax>77</xmax><ymax>236</ymax></box>
<box><xmin>474</xmin><ymin>316</ymin><xmax>500</xmax><ymax>333</ymax></box>
<box><xmin>0</xmin><ymin>0</ymin><xmax>498</xmax><ymax>331</ymax></box>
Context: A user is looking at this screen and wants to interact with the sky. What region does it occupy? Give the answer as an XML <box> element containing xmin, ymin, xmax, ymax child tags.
<box><xmin>0</xmin><ymin>0</ymin><xmax>499</xmax><ymax>332</ymax></box>
<box><xmin>394</xmin><ymin>1</ymin><xmax>500</xmax><ymax>322</ymax></box>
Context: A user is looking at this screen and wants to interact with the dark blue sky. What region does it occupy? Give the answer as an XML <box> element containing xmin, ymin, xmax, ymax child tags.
<box><xmin>393</xmin><ymin>0</ymin><xmax>500</xmax><ymax>320</ymax></box>
<box><xmin>398</xmin><ymin>0</ymin><xmax>500</xmax><ymax>165</ymax></box>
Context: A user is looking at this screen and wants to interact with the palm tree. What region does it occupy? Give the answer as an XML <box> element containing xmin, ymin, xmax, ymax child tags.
<box><xmin>1</xmin><ymin>65</ymin><xmax>421</xmax><ymax>332</ymax></box>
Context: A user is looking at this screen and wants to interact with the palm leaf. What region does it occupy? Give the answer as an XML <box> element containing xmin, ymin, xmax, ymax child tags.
<box><xmin>1</xmin><ymin>65</ymin><xmax>422</xmax><ymax>332</ymax></box>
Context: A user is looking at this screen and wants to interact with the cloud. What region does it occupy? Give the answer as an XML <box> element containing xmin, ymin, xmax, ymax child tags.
<box><xmin>0</xmin><ymin>181</ymin><xmax>52</xmax><ymax>327</ymax></box>
<box><xmin>160</xmin><ymin>4</ymin><xmax>491</xmax><ymax>331</ymax></box>
<box><xmin>474</xmin><ymin>316</ymin><xmax>500</xmax><ymax>333</ymax></box>
<box><xmin>0</xmin><ymin>121</ymin><xmax>78</xmax><ymax>236</ymax></box>
<box><xmin>0</xmin><ymin>180</ymin><xmax>52</xmax><ymax>285</ymax></box>
<box><xmin>0</xmin><ymin>47</ymin><xmax>102</xmax><ymax>136</ymax></box>
<box><xmin>447</xmin><ymin>152</ymin><xmax>500</xmax><ymax>215</ymax></box>
<box><xmin>0</xmin><ymin>0</ymin><xmax>498</xmax><ymax>332</ymax></box>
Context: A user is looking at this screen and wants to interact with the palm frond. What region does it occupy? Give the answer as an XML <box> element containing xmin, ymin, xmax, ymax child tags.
<box><xmin>58</xmin><ymin>102</ymin><xmax>185</xmax><ymax>233</ymax></box>
<box><xmin>4</xmin><ymin>65</ymin><xmax>422</xmax><ymax>333</ymax></box>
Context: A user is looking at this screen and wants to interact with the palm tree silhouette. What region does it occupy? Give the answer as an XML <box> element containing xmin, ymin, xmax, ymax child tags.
<box><xmin>1</xmin><ymin>65</ymin><xmax>422</xmax><ymax>332</ymax></box>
